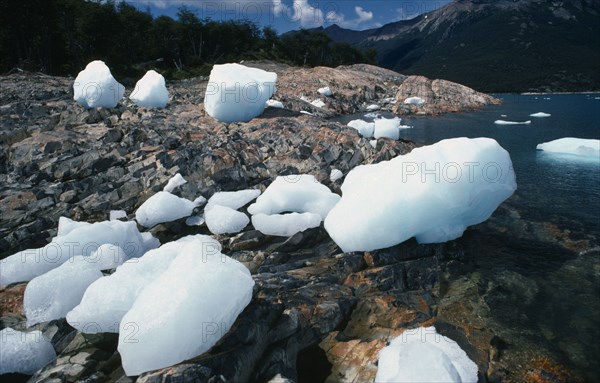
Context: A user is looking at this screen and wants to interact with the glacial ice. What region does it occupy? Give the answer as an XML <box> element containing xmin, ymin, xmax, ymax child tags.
<box><xmin>73</xmin><ymin>60</ymin><xmax>125</xmax><ymax>109</ymax></box>
<box><xmin>318</xmin><ymin>87</ymin><xmax>333</xmax><ymax>96</ymax></box>
<box><xmin>109</xmin><ymin>210</ymin><xmax>127</xmax><ymax>221</ymax></box>
<box><xmin>117</xmin><ymin>239</ymin><xmax>254</xmax><ymax>376</ymax></box>
<box><xmin>248</xmin><ymin>175</ymin><xmax>340</xmax><ymax>219</ymax></box>
<box><xmin>67</xmin><ymin>235</ymin><xmax>221</xmax><ymax>334</ymax></box>
<box><xmin>375</xmin><ymin>326</ymin><xmax>478</xmax><ymax>383</ymax></box>
<box><xmin>311</xmin><ymin>99</ymin><xmax>326</xmax><ymax>108</ymax></box>
<box><xmin>0</xmin><ymin>328</ymin><xmax>56</xmax><ymax>375</ymax></box>
<box><xmin>129</xmin><ymin>70</ymin><xmax>169</xmax><ymax>108</ymax></box>
<box><xmin>135</xmin><ymin>191</ymin><xmax>197</xmax><ymax>228</ymax></box>
<box><xmin>403</xmin><ymin>96</ymin><xmax>425</xmax><ymax>105</ymax></box>
<box><xmin>185</xmin><ymin>215</ymin><xmax>205</xmax><ymax>226</ymax></box>
<box><xmin>494</xmin><ymin>120</ymin><xmax>531</xmax><ymax>125</ymax></box>
<box><xmin>536</xmin><ymin>137</ymin><xmax>600</xmax><ymax>158</ymax></box>
<box><xmin>374</xmin><ymin>117</ymin><xmax>408</xmax><ymax>140</ymax></box>
<box><xmin>330</xmin><ymin>169</ymin><xmax>344</xmax><ymax>181</ymax></box>
<box><xmin>530</xmin><ymin>112</ymin><xmax>551</xmax><ymax>117</ymax></box>
<box><xmin>325</xmin><ymin>137</ymin><xmax>516</xmax><ymax>252</ymax></box>
<box><xmin>252</xmin><ymin>212</ymin><xmax>322</xmax><ymax>237</ymax></box>
<box><xmin>366</xmin><ymin>104</ymin><xmax>380</xmax><ymax>111</ymax></box>
<box><xmin>266</xmin><ymin>99</ymin><xmax>284</xmax><ymax>108</ymax></box>
<box><xmin>0</xmin><ymin>220</ymin><xmax>151</xmax><ymax>286</ymax></box>
<box><xmin>163</xmin><ymin>173</ymin><xmax>187</xmax><ymax>193</ymax></box>
<box><xmin>206</xmin><ymin>189</ymin><xmax>261</xmax><ymax>210</ymax></box>
<box><xmin>204</xmin><ymin>63</ymin><xmax>277</xmax><ymax>123</ymax></box>
<box><xmin>205</xmin><ymin>205</ymin><xmax>250</xmax><ymax>235</ymax></box>
<box><xmin>348</xmin><ymin>119</ymin><xmax>375</xmax><ymax>138</ymax></box>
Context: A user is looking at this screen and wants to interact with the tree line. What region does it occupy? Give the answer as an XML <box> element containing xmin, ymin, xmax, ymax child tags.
<box><xmin>0</xmin><ymin>0</ymin><xmax>376</xmax><ymax>79</ymax></box>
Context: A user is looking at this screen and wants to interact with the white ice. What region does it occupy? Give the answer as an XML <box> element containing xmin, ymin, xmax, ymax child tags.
<box><xmin>370</xmin><ymin>139</ymin><xmax>378</xmax><ymax>148</ymax></box>
<box><xmin>325</xmin><ymin>137</ymin><xmax>516</xmax><ymax>252</ymax></box>
<box><xmin>252</xmin><ymin>212</ymin><xmax>322</xmax><ymax>237</ymax></box>
<box><xmin>366</xmin><ymin>104</ymin><xmax>380</xmax><ymax>111</ymax></box>
<box><xmin>117</xmin><ymin>239</ymin><xmax>254</xmax><ymax>376</ymax></box>
<box><xmin>206</xmin><ymin>189</ymin><xmax>261</xmax><ymax>210</ymax></box>
<box><xmin>109</xmin><ymin>210</ymin><xmax>127</xmax><ymax>221</ymax></box>
<box><xmin>205</xmin><ymin>205</ymin><xmax>250</xmax><ymax>235</ymax></box>
<box><xmin>536</xmin><ymin>137</ymin><xmax>600</xmax><ymax>158</ymax></box>
<box><xmin>0</xmin><ymin>220</ymin><xmax>151</xmax><ymax>286</ymax></box>
<box><xmin>330</xmin><ymin>169</ymin><xmax>343</xmax><ymax>181</ymax></box>
<box><xmin>204</xmin><ymin>63</ymin><xmax>277</xmax><ymax>123</ymax></box>
<box><xmin>374</xmin><ymin>117</ymin><xmax>408</xmax><ymax>140</ymax></box>
<box><xmin>348</xmin><ymin>119</ymin><xmax>375</xmax><ymax>138</ymax></box>
<box><xmin>311</xmin><ymin>99</ymin><xmax>326</xmax><ymax>108</ymax></box>
<box><xmin>129</xmin><ymin>70</ymin><xmax>169</xmax><ymax>108</ymax></box>
<box><xmin>494</xmin><ymin>120</ymin><xmax>531</xmax><ymax>125</ymax></box>
<box><xmin>73</xmin><ymin>60</ymin><xmax>125</xmax><ymax>109</ymax></box>
<box><xmin>266</xmin><ymin>99</ymin><xmax>284</xmax><ymax>109</ymax></box>
<box><xmin>0</xmin><ymin>328</ymin><xmax>56</xmax><ymax>375</ymax></box>
<box><xmin>530</xmin><ymin>112</ymin><xmax>551</xmax><ymax>117</ymax></box>
<box><xmin>248</xmin><ymin>175</ymin><xmax>340</xmax><ymax>219</ymax></box>
<box><xmin>403</xmin><ymin>96</ymin><xmax>425</xmax><ymax>105</ymax></box>
<box><xmin>318</xmin><ymin>87</ymin><xmax>333</xmax><ymax>96</ymax></box>
<box><xmin>135</xmin><ymin>191</ymin><xmax>197</xmax><ymax>228</ymax></box>
<box><xmin>67</xmin><ymin>235</ymin><xmax>221</xmax><ymax>334</ymax></box>
<box><xmin>300</xmin><ymin>111</ymin><xmax>313</xmax><ymax>115</ymax></box>
<box><xmin>364</xmin><ymin>112</ymin><xmax>381</xmax><ymax>119</ymax></box>
<box><xmin>375</xmin><ymin>326</ymin><xmax>478</xmax><ymax>383</ymax></box>
<box><xmin>185</xmin><ymin>215</ymin><xmax>205</xmax><ymax>226</ymax></box>
<box><xmin>163</xmin><ymin>173</ymin><xmax>187</xmax><ymax>193</ymax></box>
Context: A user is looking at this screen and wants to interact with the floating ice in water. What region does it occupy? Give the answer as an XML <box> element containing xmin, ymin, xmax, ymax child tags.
<box><xmin>135</xmin><ymin>191</ymin><xmax>198</xmax><ymax>228</ymax></box>
<box><xmin>24</xmin><ymin>258</ymin><xmax>103</xmax><ymax>326</ymax></box>
<box><xmin>311</xmin><ymin>99</ymin><xmax>326</xmax><ymax>108</ymax></box>
<box><xmin>117</xmin><ymin>238</ymin><xmax>254</xmax><ymax>376</ymax></box>
<box><xmin>248</xmin><ymin>175</ymin><xmax>340</xmax><ymax>219</ymax></box>
<box><xmin>374</xmin><ymin>117</ymin><xmax>408</xmax><ymax>140</ymax></box>
<box><xmin>375</xmin><ymin>326</ymin><xmax>478</xmax><ymax>383</ymax></box>
<box><xmin>318</xmin><ymin>86</ymin><xmax>333</xmax><ymax>96</ymax></box>
<box><xmin>0</xmin><ymin>328</ymin><xmax>56</xmax><ymax>375</ymax></box>
<box><xmin>348</xmin><ymin>119</ymin><xmax>375</xmax><ymax>138</ymax></box>
<box><xmin>204</xmin><ymin>63</ymin><xmax>277</xmax><ymax>123</ymax></box>
<box><xmin>530</xmin><ymin>112</ymin><xmax>551</xmax><ymax>118</ymax></box>
<box><xmin>403</xmin><ymin>96</ymin><xmax>425</xmax><ymax>105</ymax></box>
<box><xmin>363</xmin><ymin>112</ymin><xmax>380</xmax><ymax>119</ymax></box>
<box><xmin>330</xmin><ymin>169</ymin><xmax>343</xmax><ymax>181</ymax></box>
<box><xmin>266</xmin><ymin>99</ymin><xmax>284</xmax><ymax>108</ymax></box>
<box><xmin>185</xmin><ymin>215</ymin><xmax>205</xmax><ymax>226</ymax></box>
<box><xmin>163</xmin><ymin>173</ymin><xmax>187</xmax><ymax>193</ymax></box>
<box><xmin>325</xmin><ymin>137</ymin><xmax>516</xmax><ymax>252</ymax></box>
<box><xmin>67</xmin><ymin>235</ymin><xmax>221</xmax><ymax>334</ymax></box>
<box><xmin>206</xmin><ymin>189</ymin><xmax>261</xmax><ymax>210</ymax></box>
<box><xmin>0</xmin><ymin>220</ymin><xmax>151</xmax><ymax>286</ymax></box>
<box><xmin>252</xmin><ymin>213</ymin><xmax>322</xmax><ymax>237</ymax></box>
<box><xmin>494</xmin><ymin>120</ymin><xmax>531</xmax><ymax>125</ymax></box>
<box><xmin>366</xmin><ymin>104</ymin><xmax>380</xmax><ymax>111</ymax></box>
<box><xmin>73</xmin><ymin>60</ymin><xmax>125</xmax><ymax>109</ymax></box>
<box><xmin>500</xmin><ymin>114</ymin><xmax>507</xmax><ymax>117</ymax></box>
<box><xmin>109</xmin><ymin>210</ymin><xmax>127</xmax><ymax>221</ymax></box>
<box><xmin>536</xmin><ymin>137</ymin><xmax>600</xmax><ymax>158</ymax></box>
<box><xmin>129</xmin><ymin>70</ymin><xmax>169</xmax><ymax>108</ymax></box>
<box><xmin>205</xmin><ymin>205</ymin><xmax>250</xmax><ymax>235</ymax></box>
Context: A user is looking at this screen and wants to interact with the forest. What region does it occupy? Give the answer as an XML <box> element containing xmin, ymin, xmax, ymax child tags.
<box><xmin>0</xmin><ymin>0</ymin><xmax>376</xmax><ymax>79</ymax></box>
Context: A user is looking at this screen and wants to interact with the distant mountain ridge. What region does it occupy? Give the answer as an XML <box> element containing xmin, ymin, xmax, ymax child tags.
<box><xmin>303</xmin><ymin>0</ymin><xmax>600</xmax><ymax>92</ymax></box>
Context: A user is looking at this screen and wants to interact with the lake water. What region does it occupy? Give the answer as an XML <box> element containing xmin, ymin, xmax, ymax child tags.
<box><xmin>335</xmin><ymin>93</ymin><xmax>600</xmax><ymax>380</ymax></box>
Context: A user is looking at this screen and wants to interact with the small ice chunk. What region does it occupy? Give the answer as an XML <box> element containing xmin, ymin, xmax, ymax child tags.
<box><xmin>185</xmin><ymin>215</ymin><xmax>205</xmax><ymax>226</ymax></box>
<box><xmin>370</xmin><ymin>139</ymin><xmax>378</xmax><ymax>148</ymax></box>
<box><xmin>0</xmin><ymin>328</ymin><xmax>56</xmax><ymax>375</ymax></box>
<box><xmin>117</xmin><ymin>242</ymin><xmax>254</xmax><ymax>376</ymax></box>
<box><xmin>248</xmin><ymin>175</ymin><xmax>340</xmax><ymax>219</ymax></box>
<box><xmin>135</xmin><ymin>191</ymin><xmax>196</xmax><ymax>228</ymax></box>
<box><xmin>536</xmin><ymin>137</ymin><xmax>600</xmax><ymax>158</ymax></box>
<box><xmin>330</xmin><ymin>169</ymin><xmax>343</xmax><ymax>181</ymax></box>
<box><xmin>500</xmin><ymin>114</ymin><xmax>508</xmax><ymax>117</ymax></box>
<box><xmin>205</xmin><ymin>205</ymin><xmax>250</xmax><ymax>235</ymax></box>
<box><xmin>56</xmin><ymin>216</ymin><xmax>91</xmax><ymax>237</ymax></box>
<box><xmin>374</xmin><ymin>117</ymin><xmax>403</xmax><ymax>140</ymax></box>
<box><xmin>266</xmin><ymin>99</ymin><xmax>284</xmax><ymax>108</ymax></box>
<box><xmin>204</xmin><ymin>63</ymin><xmax>277</xmax><ymax>123</ymax></box>
<box><xmin>366</xmin><ymin>104</ymin><xmax>380</xmax><ymax>111</ymax></box>
<box><xmin>494</xmin><ymin>120</ymin><xmax>531</xmax><ymax>125</ymax></box>
<box><xmin>206</xmin><ymin>189</ymin><xmax>261</xmax><ymax>210</ymax></box>
<box><xmin>193</xmin><ymin>195</ymin><xmax>208</xmax><ymax>206</ymax></box>
<box><xmin>363</xmin><ymin>112</ymin><xmax>380</xmax><ymax>119</ymax></box>
<box><xmin>375</xmin><ymin>326</ymin><xmax>478</xmax><ymax>383</ymax></box>
<box><xmin>252</xmin><ymin>213</ymin><xmax>322</xmax><ymax>237</ymax></box>
<box><xmin>163</xmin><ymin>173</ymin><xmax>187</xmax><ymax>193</ymax></box>
<box><xmin>300</xmin><ymin>110</ymin><xmax>313</xmax><ymax>115</ymax></box>
<box><xmin>73</xmin><ymin>60</ymin><xmax>125</xmax><ymax>109</ymax></box>
<box><xmin>311</xmin><ymin>99</ymin><xmax>326</xmax><ymax>108</ymax></box>
<box><xmin>110</xmin><ymin>210</ymin><xmax>127</xmax><ymax>221</ymax></box>
<box><xmin>129</xmin><ymin>70</ymin><xmax>169</xmax><ymax>108</ymax></box>
<box><xmin>348</xmin><ymin>119</ymin><xmax>375</xmax><ymax>138</ymax></box>
<box><xmin>530</xmin><ymin>112</ymin><xmax>551</xmax><ymax>117</ymax></box>
<box><xmin>403</xmin><ymin>96</ymin><xmax>425</xmax><ymax>105</ymax></box>
<box><xmin>317</xmin><ymin>87</ymin><xmax>333</xmax><ymax>96</ymax></box>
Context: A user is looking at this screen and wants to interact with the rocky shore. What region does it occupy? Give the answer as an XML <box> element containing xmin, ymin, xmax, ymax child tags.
<box><xmin>1</xmin><ymin>64</ymin><xmax>595</xmax><ymax>382</ymax></box>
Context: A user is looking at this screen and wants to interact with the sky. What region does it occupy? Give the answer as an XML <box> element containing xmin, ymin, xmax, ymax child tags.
<box><xmin>127</xmin><ymin>0</ymin><xmax>452</xmax><ymax>33</ymax></box>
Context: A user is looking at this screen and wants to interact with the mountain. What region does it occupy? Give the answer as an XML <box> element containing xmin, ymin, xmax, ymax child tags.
<box><xmin>307</xmin><ymin>0</ymin><xmax>600</xmax><ymax>92</ymax></box>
